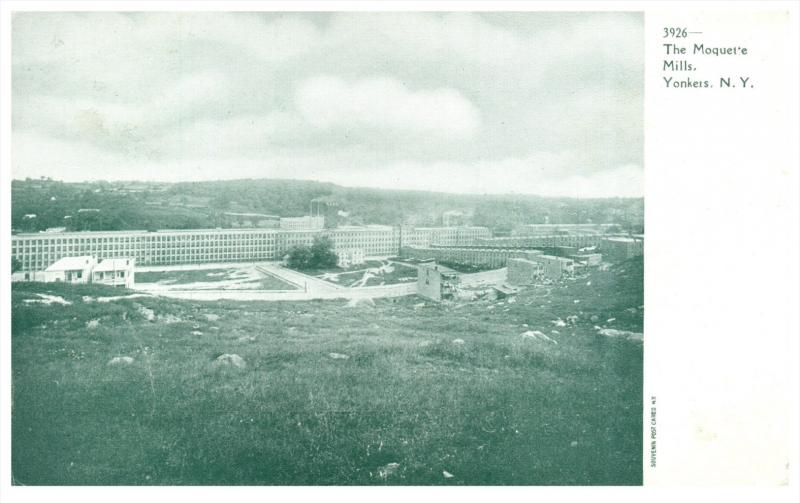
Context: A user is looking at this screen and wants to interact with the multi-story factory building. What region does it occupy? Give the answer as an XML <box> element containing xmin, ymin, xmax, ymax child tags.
<box><xmin>600</xmin><ymin>236</ymin><xmax>644</xmax><ymax>262</ymax></box>
<box><xmin>401</xmin><ymin>226</ymin><xmax>491</xmax><ymax>248</ymax></box>
<box><xmin>511</xmin><ymin>223</ymin><xmax>620</xmax><ymax>236</ymax></box>
<box><xmin>11</xmin><ymin>225</ymin><xmax>491</xmax><ymax>272</ymax></box>
<box><xmin>401</xmin><ymin>246</ymin><xmax>544</xmax><ymax>269</ymax></box>
<box><xmin>279</xmin><ymin>216</ymin><xmax>325</xmax><ymax>230</ymax></box>
<box><xmin>475</xmin><ymin>234</ymin><xmax>603</xmax><ymax>249</ymax></box>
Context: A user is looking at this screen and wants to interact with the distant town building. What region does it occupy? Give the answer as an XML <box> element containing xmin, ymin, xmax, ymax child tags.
<box><xmin>279</xmin><ymin>216</ymin><xmax>325</xmax><ymax>230</ymax></box>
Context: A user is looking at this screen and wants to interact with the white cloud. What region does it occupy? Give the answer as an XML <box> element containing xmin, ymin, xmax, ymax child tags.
<box><xmin>12</xmin><ymin>12</ymin><xmax>643</xmax><ymax>197</ymax></box>
<box><xmin>295</xmin><ymin>75</ymin><xmax>480</xmax><ymax>139</ymax></box>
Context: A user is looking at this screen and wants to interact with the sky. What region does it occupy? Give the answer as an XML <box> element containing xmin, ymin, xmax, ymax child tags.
<box><xmin>11</xmin><ymin>11</ymin><xmax>643</xmax><ymax>197</ymax></box>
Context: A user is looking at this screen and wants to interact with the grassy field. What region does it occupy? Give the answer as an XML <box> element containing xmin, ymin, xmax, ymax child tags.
<box><xmin>323</xmin><ymin>261</ymin><xmax>418</xmax><ymax>287</ymax></box>
<box><xmin>12</xmin><ymin>258</ymin><xmax>643</xmax><ymax>485</ymax></box>
<box><xmin>297</xmin><ymin>260</ymin><xmax>385</xmax><ymax>277</ymax></box>
<box><xmin>136</xmin><ymin>268</ymin><xmax>241</xmax><ymax>284</ymax></box>
<box><xmin>135</xmin><ymin>267</ymin><xmax>297</xmax><ymax>291</ymax></box>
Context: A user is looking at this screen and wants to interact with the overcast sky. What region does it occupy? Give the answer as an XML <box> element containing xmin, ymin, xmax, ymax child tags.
<box><xmin>12</xmin><ymin>12</ymin><xmax>643</xmax><ymax>197</ymax></box>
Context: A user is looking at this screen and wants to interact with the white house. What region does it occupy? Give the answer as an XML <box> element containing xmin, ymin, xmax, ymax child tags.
<box><xmin>92</xmin><ymin>258</ymin><xmax>136</xmax><ymax>288</ymax></box>
<box><xmin>43</xmin><ymin>256</ymin><xmax>96</xmax><ymax>284</ymax></box>
<box><xmin>337</xmin><ymin>249</ymin><xmax>365</xmax><ymax>268</ymax></box>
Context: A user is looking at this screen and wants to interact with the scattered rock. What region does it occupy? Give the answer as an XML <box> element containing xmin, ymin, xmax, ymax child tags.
<box><xmin>137</xmin><ymin>306</ymin><xmax>156</xmax><ymax>322</ymax></box>
<box><xmin>329</xmin><ymin>352</ymin><xmax>350</xmax><ymax>360</ymax></box>
<box><xmin>378</xmin><ymin>462</ymin><xmax>400</xmax><ymax>479</ymax></box>
<box><xmin>213</xmin><ymin>354</ymin><xmax>246</xmax><ymax>368</ymax></box>
<box><xmin>86</xmin><ymin>319</ymin><xmax>100</xmax><ymax>329</ymax></box>
<box><xmin>347</xmin><ymin>297</ymin><xmax>375</xmax><ymax>308</ymax></box>
<box><xmin>507</xmin><ymin>297</ymin><xmax>517</xmax><ymax>304</ymax></box>
<box><xmin>443</xmin><ymin>470</ymin><xmax>454</xmax><ymax>479</ymax></box>
<box><xmin>23</xmin><ymin>293</ymin><xmax>72</xmax><ymax>305</ymax></box>
<box><xmin>590</xmin><ymin>315</ymin><xmax>599</xmax><ymax>322</ymax></box>
<box><xmin>191</xmin><ymin>331</ymin><xmax>203</xmax><ymax>336</ymax></box>
<box><xmin>551</xmin><ymin>318</ymin><xmax>567</xmax><ymax>327</ymax></box>
<box><xmin>204</xmin><ymin>314</ymin><xmax>220</xmax><ymax>322</ymax></box>
<box><xmin>97</xmin><ymin>294</ymin><xmax>152</xmax><ymax>303</ymax></box>
<box><xmin>573</xmin><ymin>299</ymin><xmax>580</xmax><ymax>304</ymax></box>
<box><xmin>452</xmin><ymin>339</ymin><xmax>465</xmax><ymax>345</ymax></box>
<box><xmin>159</xmin><ymin>314</ymin><xmax>182</xmax><ymax>324</ymax></box>
<box><xmin>606</xmin><ymin>318</ymin><xmax>616</xmax><ymax>323</ymax></box>
<box><xmin>566</xmin><ymin>315</ymin><xmax>579</xmax><ymax>325</ymax></box>
<box><xmin>570</xmin><ymin>440</ymin><xmax>578</xmax><ymax>448</ymax></box>
<box><xmin>521</xmin><ymin>330</ymin><xmax>557</xmax><ymax>344</ymax></box>
<box><xmin>595</xmin><ymin>327</ymin><xmax>643</xmax><ymax>343</ymax></box>
<box><xmin>108</xmin><ymin>356</ymin><xmax>134</xmax><ymax>366</ymax></box>
<box><xmin>413</xmin><ymin>302</ymin><xmax>426</xmax><ymax>309</ymax></box>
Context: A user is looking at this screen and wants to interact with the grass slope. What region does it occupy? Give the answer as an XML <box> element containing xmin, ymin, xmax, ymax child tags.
<box><xmin>12</xmin><ymin>258</ymin><xmax>643</xmax><ymax>485</ymax></box>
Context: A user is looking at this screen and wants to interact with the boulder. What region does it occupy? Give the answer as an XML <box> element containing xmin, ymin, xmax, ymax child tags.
<box><xmin>108</xmin><ymin>356</ymin><xmax>134</xmax><ymax>366</ymax></box>
<box><xmin>347</xmin><ymin>297</ymin><xmax>375</xmax><ymax>308</ymax></box>
<box><xmin>137</xmin><ymin>306</ymin><xmax>156</xmax><ymax>322</ymax></box>
<box><xmin>521</xmin><ymin>330</ymin><xmax>557</xmax><ymax>344</ymax></box>
<box><xmin>214</xmin><ymin>354</ymin><xmax>246</xmax><ymax>368</ymax></box>
<box><xmin>595</xmin><ymin>327</ymin><xmax>643</xmax><ymax>343</ymax></box>
<box><xmin>378</xmin><ymin>462</ymin><xmax>400</xmax><ymax>479</ymax></box>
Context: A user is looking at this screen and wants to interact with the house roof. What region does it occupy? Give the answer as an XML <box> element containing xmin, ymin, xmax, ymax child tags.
<box><xmin>93</xmin><ymin>258</ymin><xmax>134</xmax><ymax>272</ymax></box>
<box><xmin>45</xmin><ymin>256</ymin><xmax>94</xmax><ymax>272</ymax></box>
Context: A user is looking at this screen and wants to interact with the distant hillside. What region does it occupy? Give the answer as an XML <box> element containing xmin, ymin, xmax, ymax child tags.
<box><xmin>11</xmin><ymin>178</ymin><xmax>644</xmax><ymax>234</ymax></box>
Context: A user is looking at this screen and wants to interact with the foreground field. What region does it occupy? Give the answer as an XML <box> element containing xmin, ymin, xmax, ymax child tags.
<box><xmin>12</xmin><ymin>258</ymin><xmax>643</xmax><ymax>485</ymax></box>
